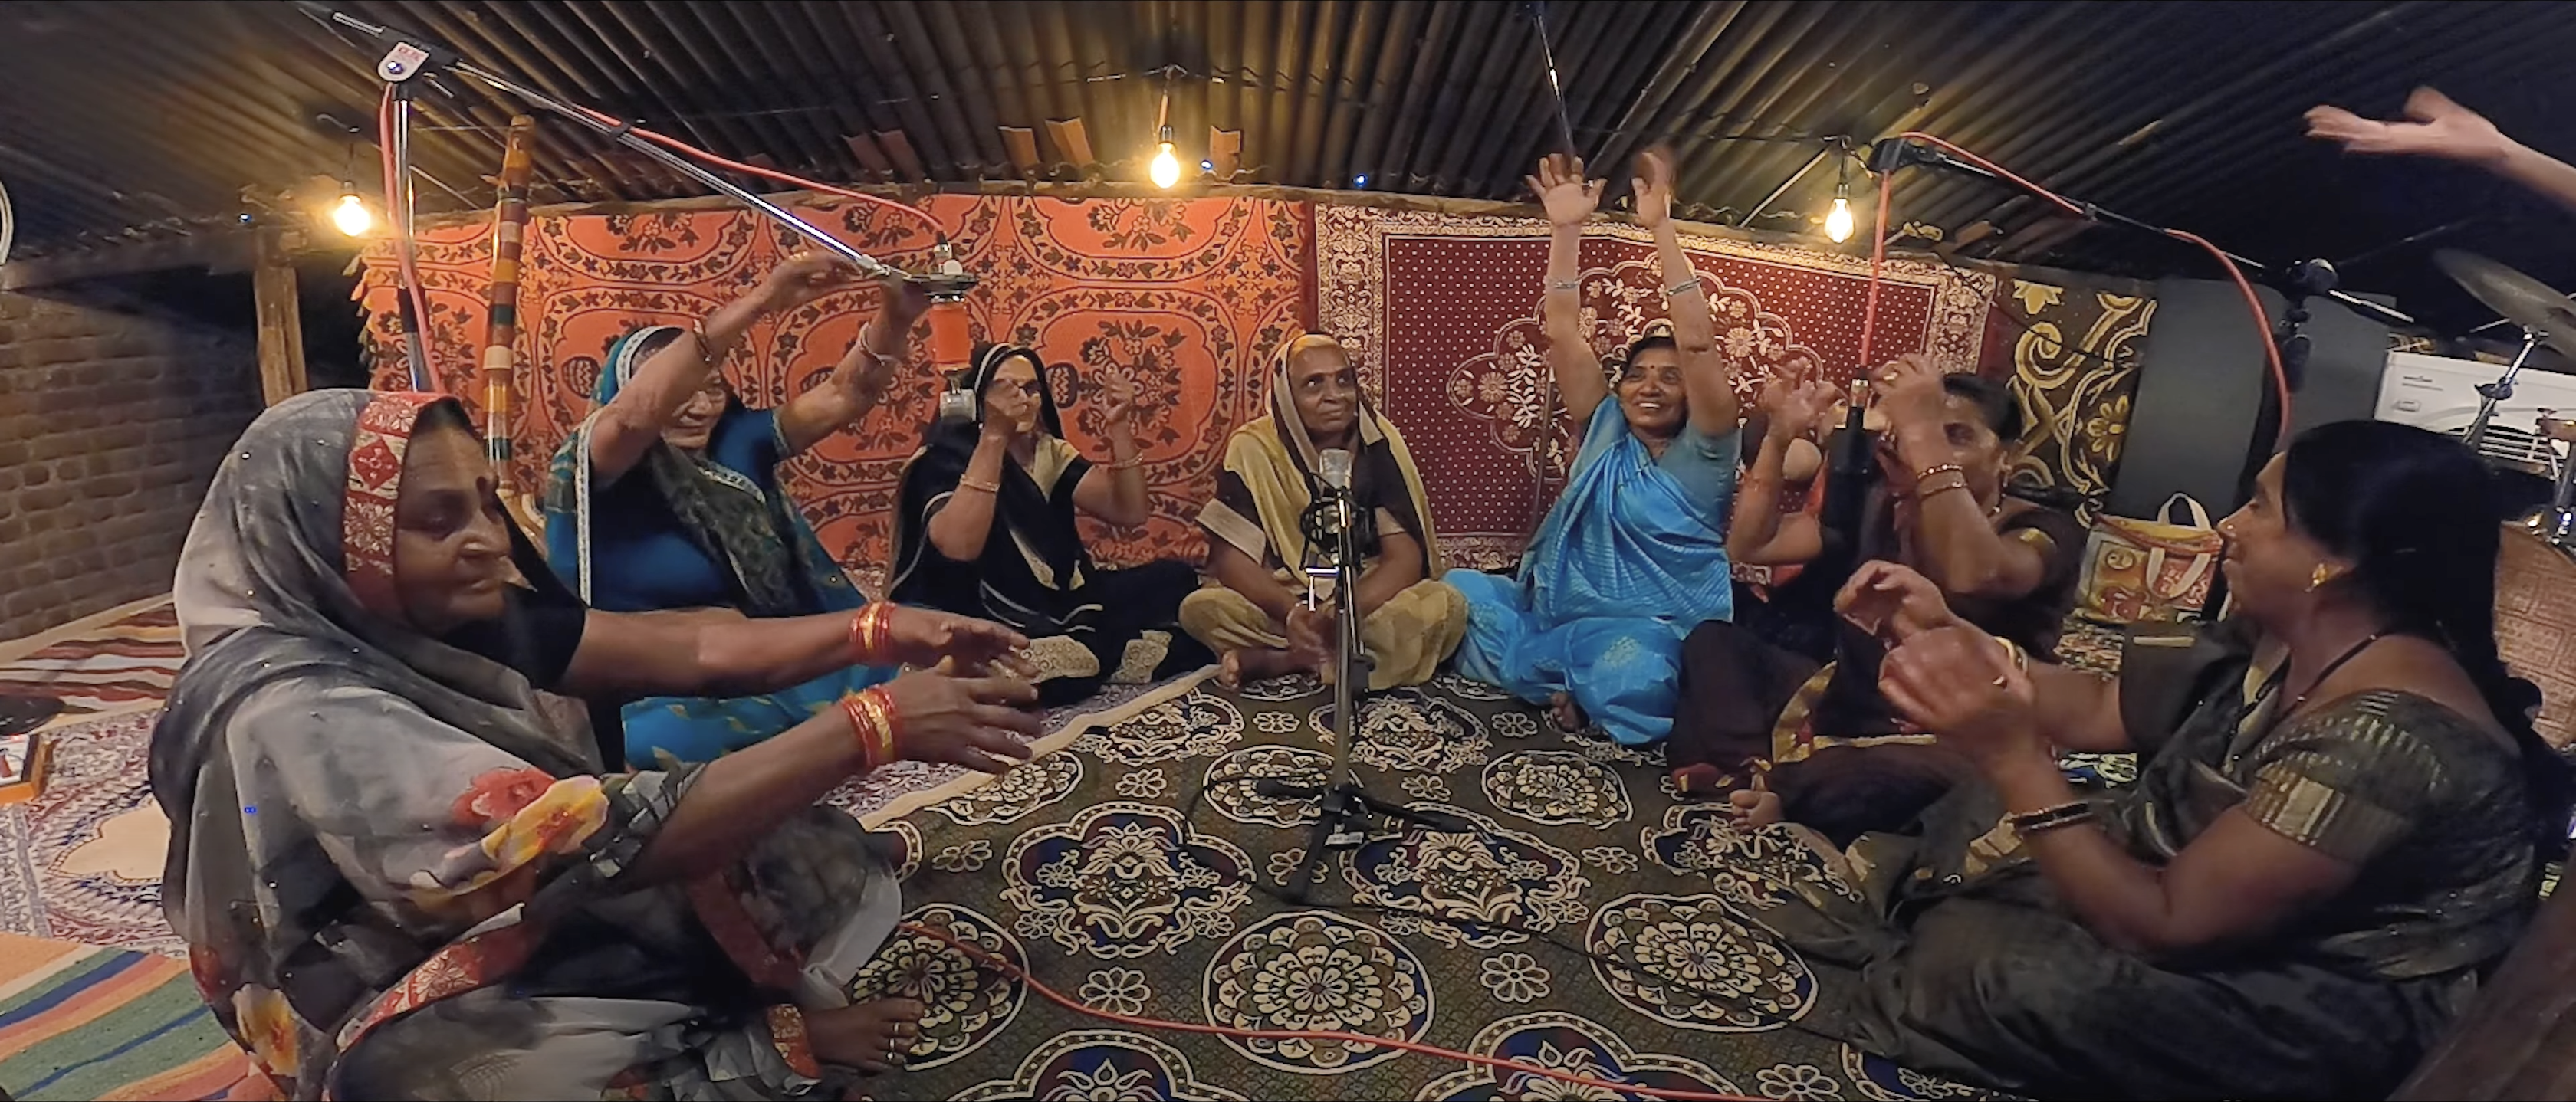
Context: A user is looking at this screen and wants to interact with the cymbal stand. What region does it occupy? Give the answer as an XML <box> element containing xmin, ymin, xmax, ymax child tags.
<box><xmin>2463</xmin><ymin>328</ymin><xmax>2546</xmax><ymax>458</ymax></box>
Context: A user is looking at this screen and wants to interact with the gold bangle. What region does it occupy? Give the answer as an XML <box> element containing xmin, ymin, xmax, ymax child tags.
<box><xmin>956</xmin><ymin>474</ymin><xmax>1003</xmax><ymax>494</ymax></box>
<box><xmin>1915</xmin><ymin>477</ymin><xmax>1972</xmax><ymax>503</ymax></box>
<box><xmin>1108</xmin><ymin>455</ymin><xmax>1142</xmax><ymax>471</ymax></box>
<box><xmin>1913</xmin><ymin>462</ymin><xmax>1965</xmax><ymax>484</ymax></box>
<box><xmin>848</xmin><ymin>602</ymin><xmax>894</xmax><ymax>666</ymax></box>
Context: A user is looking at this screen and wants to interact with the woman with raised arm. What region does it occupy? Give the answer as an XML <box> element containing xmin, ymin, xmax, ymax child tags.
<box><xmin>2309</xmin><ymin>87</ymin><xmax>2576</xmax><ymax>215</ymax></box>
<box><xmin>542</xmin><ymin>253</ymin><xmax>930</xmax><ymax>765</ymax></box>
<box><xmin>889</xmin><ymin>344</ymin><xmax>1212</xmax><ymax>706</ymax></box>
<box><xmin>157</xmin><ymin>390</ymin><xmax>1044</xmax><ymax>1100</ymax></box>
<box><xmin>1748</xmin><ymin>420</ymin><xmax>2564</xmax><ymax>1099</ymax></box>
<box><xmin>1447</xmin><ymin>149</ymin><xmax>1743</xmax><ymax>747</ymax></box>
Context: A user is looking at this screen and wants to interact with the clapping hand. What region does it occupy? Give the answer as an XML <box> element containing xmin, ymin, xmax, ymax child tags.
<box><xmin>882</xmin><ymin>606</ymin><xmax>1037</xmax><ymax>677</ymax></box>
<box><xmin>1633</xmin><ymin>146</ymin><xmax>1678</xmax><ymax>230</ymax></box>
<box><xmin>881</xmin><ymin>667</ymin><xmax>1041</xmax><ymax>774</ymax></box>
<box><xmin>1878</xmin><ymin>625</ymin><xmax>2039</xmax><ymax>766</ymax></box>
<box><xmin>1873</xmin><ymin>353</ymin><xmax>1947</xmax><ymax>437</ymax></box>
<box><xmin>2306</xmin><ymin>88</ymin><xmax>2512</xmax><ymax>167</ymax></box>
<box><xmin>1529</xmin><ymin>153</ymin><xmax>1605</xmax><ymax>229</ymax></box>
<box><xmin>1835</xmin><ymin>561</ymin><xmax>1963</xmax><ymax>646</ymax></box>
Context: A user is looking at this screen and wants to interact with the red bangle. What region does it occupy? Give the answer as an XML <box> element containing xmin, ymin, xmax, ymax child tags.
<box><xmin>848</xmin><ymin>602</ymin><xmax>894</xmax><ymax>666</ymax></box>
<box><xmin>840</xmin><ymin>687</ymin><xmax>901</xmax><ymax>772</ymax></box>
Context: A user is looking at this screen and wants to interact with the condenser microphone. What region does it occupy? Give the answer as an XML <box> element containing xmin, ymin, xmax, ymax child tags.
<box><xmin>1317</xmin><ymin>448</ymin><xmax>1354</xmax><ymax>491</ymax></box>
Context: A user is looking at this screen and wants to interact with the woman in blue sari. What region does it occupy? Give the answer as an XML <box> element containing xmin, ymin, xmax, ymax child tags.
<box><xmin>544</xmin><ymin>253</ymin><xmax>932</xmax><ymax>763</ymax></box>
<box><xmin>1449</xmin><ymin>151</ymin><xmax>1743</xmax><ymax>746</ymax></box>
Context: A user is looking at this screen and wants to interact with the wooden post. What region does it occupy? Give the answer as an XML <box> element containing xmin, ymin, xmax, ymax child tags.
<box><xmin>251</xmin><ymin>229</ymin><xmax>306</xmax><ymax>405</ymax></box>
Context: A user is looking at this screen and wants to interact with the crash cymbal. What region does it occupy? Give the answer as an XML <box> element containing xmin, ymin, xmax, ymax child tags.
<box><xmin>2434</xmin><ymin>249</ymin><xmax>2576</xmax><ymax>359</ymax></box>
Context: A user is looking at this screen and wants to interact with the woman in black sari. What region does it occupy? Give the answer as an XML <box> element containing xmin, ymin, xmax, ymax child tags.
<box><xmin>889</xmin><ymin>344</ymin><xmax>1210</xmax><ymax>704</ymax></box>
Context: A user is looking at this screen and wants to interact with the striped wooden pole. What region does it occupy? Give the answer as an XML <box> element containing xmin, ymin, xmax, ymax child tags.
<box><xmin>481</xmin><ymin>116</ymin><xmax>538</xmax><ymax>533</ymax></box>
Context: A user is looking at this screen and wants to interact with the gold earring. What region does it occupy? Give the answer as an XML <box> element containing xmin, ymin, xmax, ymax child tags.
<box><xmin>2308</xmin><ymin>564</ymin><xmax>2335</xmax><ymax>592</ymax></box>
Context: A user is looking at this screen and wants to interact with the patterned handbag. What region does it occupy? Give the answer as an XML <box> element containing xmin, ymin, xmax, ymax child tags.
<box><xmin>2076</xmin><ymin>493</ymin><xmax>2224</xmax><ymax>625</ymax></box>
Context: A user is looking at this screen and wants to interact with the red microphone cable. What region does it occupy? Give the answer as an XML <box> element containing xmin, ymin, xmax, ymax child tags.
<box><xmin>895</xmin><ymin>920</ymin><xmax>1769</xmax><ymax>1102</ymax></box>
<box><xmin>1876</xmin><ymin>131</ymin><xmax>2290</xmax><ymax>444</ymax></box>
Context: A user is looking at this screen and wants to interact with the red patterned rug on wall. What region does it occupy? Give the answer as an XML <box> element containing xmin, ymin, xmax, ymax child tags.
<box><xmin>360</xmin><ymin>195</ymin><xmax>1312</xmax><ymax>572</ymax></box>
<box><xmin>1314</xmin><ymin>205</ymin><xmax>1996</xmax><ymax>569</ymax></box>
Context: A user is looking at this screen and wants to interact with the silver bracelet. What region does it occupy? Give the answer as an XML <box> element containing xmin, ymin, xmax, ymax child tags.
<box><xmin>1665</xmin><ymin>277</ymin><xmax>1703</xmax><ymax>296</ymax></box>
<box><xmin>1549</xmin><ymin>278</ymin><xmax>1582</xmax><ymax>293</ymax></box>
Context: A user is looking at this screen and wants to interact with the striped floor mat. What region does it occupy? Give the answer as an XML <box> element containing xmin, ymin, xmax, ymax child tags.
<box><xmin>0</xmin><ymin>932</ymin><xmax>260</xmax><ymax>1101</ymax></box>
<box><xmin>0</xmin><ymin>602</ymin><xmax>183</xmax><ymax>719</ymax></box>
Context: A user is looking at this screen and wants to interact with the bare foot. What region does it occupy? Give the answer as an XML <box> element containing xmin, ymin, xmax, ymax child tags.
<box><xmin>1727</xmin><ymin>787</ymin><xmax>1783</xmax><ymax>828</ymax></box>
<box><xmin>1284</xmin><ymin>608</ymin><xmax>1334</xmax><ymax>680</ymax></box>
<box><xmin>1547</xmin><ymin>691</ymin><xmax>1588</xmax><ymax>733</ymax></box>
<box><xmin>1224</xmin><ymin>647</ymin><xmax>1311</xmax><ymax>687</ymax></box>
<box><xmin>808</xmin><ymin>997</ymin><xmax>927</xmax><ymax>1074</ymax></box>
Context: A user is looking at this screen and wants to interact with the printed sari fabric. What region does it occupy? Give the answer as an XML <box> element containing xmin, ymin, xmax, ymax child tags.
<box><xmin>1746</xmin><ymin>621</ymin><xmax>2539</xmax><ymax>1099</ymax></box>
<box><xmin>1182</xmin><ymin>336</ymin><xmax>1464</xmax><ymax>689</ymax></box>
<box><xmin>542</xmin><ymin>326</ymin><xmax>890</xmax><ymax>764</ymax></box>
<box><xmin>153</xmin><ymin>390</ymin><xmax>900</xmax><ymax>1100</ymax></box>
<box><xmin>1448</xmin><ymin>401</ymin><xmax>1738</xmax><ymax>745</ymax></box>
<box><xmin>889</xmin><ymin>345</ymin><xmax>1210</xmax><ymax>705</ymax></box>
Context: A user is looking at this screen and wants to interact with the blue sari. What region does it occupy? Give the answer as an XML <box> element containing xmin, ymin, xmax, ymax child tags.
<box><xmin>1448</xmin><ymin>402</ymin><xmax>1738</xmax><ymax>745</ymax></box>
<box><xmin>542</xmin><ymin>326</ymin><xmax>891</xmax><ymax>764</ymax></box>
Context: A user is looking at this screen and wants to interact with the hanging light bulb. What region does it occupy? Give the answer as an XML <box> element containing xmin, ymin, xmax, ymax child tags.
<box><xmin>331</xmin><ymin>185</ymin><xmax>373</xmax><ymax>237</ymax></box>
<box><xmin>1824</xmin><ymin>195</ymin><xmax>1855</xmax><ymax>243</ymax></box>
<box><xmin>1150</xmin><ymin>126</ymin><xmax>1181</xmax><ymax>189</ymax></box>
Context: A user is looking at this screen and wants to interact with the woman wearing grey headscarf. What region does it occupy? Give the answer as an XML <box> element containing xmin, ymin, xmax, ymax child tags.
<box><xmin>153</xmin><ymin>389</ymin><xmax>1040</xmax><ymax>1100</ymax></box>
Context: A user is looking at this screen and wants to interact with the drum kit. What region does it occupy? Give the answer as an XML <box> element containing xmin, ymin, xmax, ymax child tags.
<box><xmin>2434</xmin><ymin>249</ymin><xmax>2576</xmax><ymax>552</ymax></box>
<box><xmin>2436</xmin><ymin>250</ymin><xmax>2576</xmax><ymax>749</ymax></box>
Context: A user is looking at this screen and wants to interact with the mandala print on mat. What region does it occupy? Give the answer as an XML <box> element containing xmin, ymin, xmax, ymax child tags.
<box><xmin>1482</xmin><ymin>749</ymin><xmax>1633</xmax><ymax>828</ymax></box>
<box><xmin>1560</xmin><ymin>725</ymin><xmax>1664</xmax><ymax>767</ymax></box>
<box><xmin>1432</xmin><ymin>672</ymin><xmax>1513</xmax><ymax>702</ymax></box>
<box><xmin>18</xmin><ymin>711</ymin><xmax>179</xmax><ymax>951</ymax></box>
<box><xmin>1641</xmin><ymin>805</ymin><xmax>1861</xmax><ymax>907</ymax></box>
<box><xmin>844</xmin><ymin>904</ymin><xmax>1024</xmax><ymax>1070</ymax></box>
<box><xmin>951</xmin><ymin>1029</ymin><xmax>1249</xmax><ymax>1101</ymax></box>
<box><xmin>880</xmin><ymin>820</ymin><xmax>922</xmax><ymax>881</ymax></box>
<box><xmin>1588</xmin><ymin>893</ymin><xmax>1816</xmax><ymax>1032</ymax></box>
<box><xmin>1418</xmin><ymin>1012</ymin><xmax>1742</xmax><ymax>1102</ymax></box>
<box><xmin>1078</xmin><ymin>690</ymin><xmax>1245</xmax><ymax>765</ymax></box>
<box><xmin>1313</xmin><ymin>687</ymin><xmax>1492</xmax><ymax>773</ymax></box>
<box><xmin>1202</xmin><ymin>746</ymin><xmax>1331</xmax><ymax>827</ymax></box>
<box><xmin>1004</xmin><ymin>801</ymin><xmax>1253</xmax><ymax>959</ymax></box>
<box><xmin>1842</xmin><ymin>1044</ymin><xmax>1999</xmax><ymax>1100</ymax></box>
<box><xmin>1237</xmin><ymin>671</ymin><xmax>1326</xmax><ymax>702</ymax></box>
<box><xmin>1346</xmin><ymin>805</ymin><xmax>1589</xmax><ymax>949</ymax></box>
<box><xmin>1487</xmin><ymin>710</ymin><xmax>1540</xmax><ymax>741</ymax></box>
<box><xmin>1203</xmin><ymin>910</ymin><xmax>1434</xmax><ymax>1074</ymax></box>
<box><xmin>925</xmin><ymin>753</ymin><xmax>1082</xmax><ymax>827</ymax></box>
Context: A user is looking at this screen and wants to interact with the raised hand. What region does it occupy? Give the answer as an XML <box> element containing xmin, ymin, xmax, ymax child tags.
<box><xmin>879</xmin><ymin>270</ymin><xmax>933</xmax><ymax>323</ymax></box>
<box><xmin>881</xmin><ymin>668</ymin><xmax>1042</xmax><ymax>773</ymax></box>
<box><xmin>1878</xmin><ymin>625</ymin><xmax>2039</xmax><ymax>766</ymax></box>
<box><xmin>1835</xmin><ymin>560</ymin><xmax>1963</xmax><ymax>645</ymax></box>
<box><xmin>1633</xmin><ymin>146</ymin><xmax>1679</xmax><ymax>230</ymax></box>
<box><xmin>882</xmin><ymin>606</ymin><xmax>1032</xmax><ymax>674</ymax></box>
<box><xmin>1874</xmin><ymin>353</ymin><xmax>1948</xmax><ymax>437</ymax></box>
<box><xmin>1527</xmin><ymin>153</ymin><xmax>1605</xmax><ymax>229</ymax></box>
<box><xmin>754</xmin><ymin>252</ymin><xmax>859</xmax><ymax>313</ymax></box>
<box><xmin>2306</xmin><ymin>87</ymin><xmax>2512</xmax><ymax>166</ymax></box>
<box><xmin>1097</xmin><ymin>371</ymin><xmax>1138</xmax><ymax>433</ymax></box>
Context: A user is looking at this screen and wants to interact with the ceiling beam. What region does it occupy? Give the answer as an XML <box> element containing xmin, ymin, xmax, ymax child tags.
<box><xmin>0</xmin><ymin>232</ymin><xmax>255</xmax><ymax>292</ymax></box>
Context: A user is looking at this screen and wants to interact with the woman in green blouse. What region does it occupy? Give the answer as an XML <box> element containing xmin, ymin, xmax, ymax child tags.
<box><xmin>1757</xmin><ymin>419</ymin><xmax>2567</xmax><ymax>1099</ymax></box>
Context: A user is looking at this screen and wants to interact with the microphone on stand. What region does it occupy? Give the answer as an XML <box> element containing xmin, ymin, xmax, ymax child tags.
<box><xmin>1319</xmin><ymin>448</ymin><xmax>1355</xmax><ymax>530</ymax></box>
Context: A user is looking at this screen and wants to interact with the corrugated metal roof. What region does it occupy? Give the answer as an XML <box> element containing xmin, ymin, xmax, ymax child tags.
<box><xmin>5</xmin><ymin>1</ymin><xmax>2576</xmax><ymax>332</ymax></box>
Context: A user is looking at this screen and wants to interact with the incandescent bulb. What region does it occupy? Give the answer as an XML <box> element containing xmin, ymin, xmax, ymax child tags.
<box><xmin>1824</xmin><ymin>196</ymin><xmax>1855</xmax><ymax>244</ymax></box>
<box><xmin>1150</xmin><ymin>142</ymin><xmax>1181</xmax><ymax>189</ymax></box>
<box><xmin>331</xmin><ymin>192</ymin><xmax>373</xmax><ymax>237</ymax></box>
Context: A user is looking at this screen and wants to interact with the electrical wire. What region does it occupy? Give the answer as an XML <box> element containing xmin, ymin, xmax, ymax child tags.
<box><xmin>380</xmin><ymin>86</ymin><xmax>436</xmax><ymax>392</ymax></box>
<box><xmin>893</xmin><ymin>918</ymin><xmax>1766</xmax><ymax>1102</ymax></box>
<box><xmin>1881</xmin><ymin>130</ymin><xmax>2291</xmax><ymax>443</ymax></box>
<box><xmin>1856</xmin><ymin>169</ymin><xmax>1896</xmax><ymax>372</ymax></box>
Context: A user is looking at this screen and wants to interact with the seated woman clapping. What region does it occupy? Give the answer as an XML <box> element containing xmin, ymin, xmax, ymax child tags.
<box><xmin>1671</xmin><ymin>353</ymin><xmax>2085</xmax><ymax>841</ymax></box>
<box><xmin>156</xmin><ymin>391</ymin><xmax>1043</xmax><ymax>1100</ymax></box>
<box><xmin>1182</xmin><ymin>333</ymin><xmax>1465</xmax><ymax>689</ymax></box>
<box><xmin>1749</xmin><ymin>420</ymin><xmax>2564</xmax><ymax>1100</ymax></box>
<box><xmin>543</xmin><ymin>252</ymin><xmax>929</xmax><ymax>765</ymax></box>
<box><xmin>889</xmin><ymin>345</ymin><xmax>1213</xmax><ymax>705</ymax></box>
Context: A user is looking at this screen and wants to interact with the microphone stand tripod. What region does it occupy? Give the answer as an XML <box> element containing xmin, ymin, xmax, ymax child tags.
<box><xmin>1267</xmin><ymin>481</ymin><xmax>1473</xmax><ymax>905</ymax></box>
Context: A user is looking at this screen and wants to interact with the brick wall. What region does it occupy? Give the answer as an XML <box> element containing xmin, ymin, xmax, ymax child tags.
<box><xmin>0</xmin><ymin>287</ymin><xmax>261</xmax><ymax>641</ymax></box>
